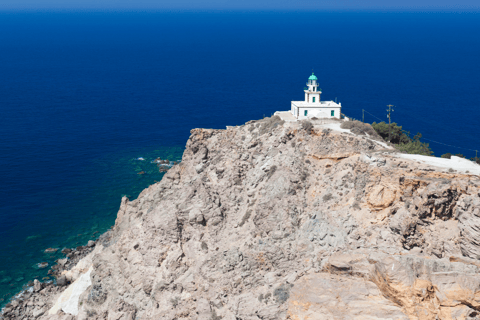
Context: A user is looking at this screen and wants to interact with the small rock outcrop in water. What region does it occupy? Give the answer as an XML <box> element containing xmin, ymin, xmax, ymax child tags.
<box><xmin>4</xmin><ymin>116</ymin><xmax>480</xmax><ymax>320</ymax></box>
<box><xmin>1</xmin><ymin>244</ymin><xmax>95</xmax><ymax>319</ymax></box>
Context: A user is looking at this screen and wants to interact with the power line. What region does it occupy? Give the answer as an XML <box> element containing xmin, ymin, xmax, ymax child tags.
<box><xmin>420</xmin><ymin>137</ymin><xmax>478</xmax><ymax>153</ymax></box>
<box><xmin>365</xmin><ymin>106</ymin><xmax>476</xmax><ymax>143</ymax></box>
<box><xmin>363</xmin><ymin>109</ymin><xmax>386</xmax><ymax>122</ymax></box>
<box><xmin>361</xmin><ymin>108</ymin><xmax>478</xmax><ymax>156</ymax></box>
<box><xmin>407</xmin><ymin>113</ymin><xmax>477</xmax><ymax>142</ymax></box>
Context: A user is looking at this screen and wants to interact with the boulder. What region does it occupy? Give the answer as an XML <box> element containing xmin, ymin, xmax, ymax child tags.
<box><xmin>57</xmin><ymin>258</ymin><xmax>68</xmax><ymax>267</ymax></box>
<box><xmin>56</xmin><ymin>275</ymin><xmax>67</xmax><ymax>287</ymax></box>
<box><xmin>61</xmin><ymin>248</ymin><xmax>72</xmax><ymax>255</ymax></box>
<box><xmin>33</xmin><ymin>279</ymin><xmax>42</xmax><ymax>292</ymax></box>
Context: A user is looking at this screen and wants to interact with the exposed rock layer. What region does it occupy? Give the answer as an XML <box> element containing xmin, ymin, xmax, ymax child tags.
<box><xmin>4</xmin><ymin>116</ymin><xmax>480</xmax><ymax>320</ymax></box>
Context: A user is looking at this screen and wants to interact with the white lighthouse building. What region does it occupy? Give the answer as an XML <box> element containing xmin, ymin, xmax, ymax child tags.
<box><xmin>290</xmin><ymin>73</ymin><xmax>342</xmax><ymax>120</ymax></box>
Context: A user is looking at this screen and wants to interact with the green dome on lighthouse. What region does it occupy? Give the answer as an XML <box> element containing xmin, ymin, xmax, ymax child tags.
<box><xmin>308</xmin><ymin>73</ymin><xmax>318</xmax><ymax>81</ymax></box>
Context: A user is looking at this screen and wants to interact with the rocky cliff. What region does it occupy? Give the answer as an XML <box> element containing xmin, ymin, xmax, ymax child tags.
<box><xmin>4</xmin><ymin>116</ymin><xmax>480</xmax><ymax>320</ymax></box>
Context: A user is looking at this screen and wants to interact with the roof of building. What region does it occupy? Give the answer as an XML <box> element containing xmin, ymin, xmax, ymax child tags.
<box><xmin>308</xmin><ymin>73</ymin><xmax>318</xmax><ymax>81</ymax></box>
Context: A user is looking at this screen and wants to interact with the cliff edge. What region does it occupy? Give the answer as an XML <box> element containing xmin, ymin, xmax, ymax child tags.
<box><xmin>4</xmin><ymin>116</ymin><xmax>480</xmax><ymax>320</ymax></box>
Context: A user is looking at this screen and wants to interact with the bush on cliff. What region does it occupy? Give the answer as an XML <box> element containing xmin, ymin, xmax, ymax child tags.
<box><xmin>396</xmin><ymin>133</ymin><xmax>434</xmax><ymax>156</ymax></box>
<box><xmin>371</xmin><ymin>122</ymin><xmax>410</xmax><ymax>144</ymax></box>
<box><xmin>471</xmin><ymin>157</ymin><xmax>480</xmax><ymax>165</ymax></box>
<box><xmin>372</xmin><ymin>122</ymin><xmax>434</xmax><ymax>156</ymax></box>
<box><xmin>443</xmin><ymin>154</ymin><xmax>480</xmax><ymax>165</ymax></box>
<box><xmin>442</xmin><ymin>153</ymin><xmax>466</xmax><ymax>159</ymax></box>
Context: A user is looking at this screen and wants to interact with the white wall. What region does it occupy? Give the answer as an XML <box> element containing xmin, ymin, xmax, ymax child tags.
<box><xmin>296</xmin><ymin>107</ymin><xmax>341</xmax><ymax>120</ymax></box>
<box><xmin>304</xmin><ymin>91</ymin><xmax>321</xmax><ymax>102</ymax></box>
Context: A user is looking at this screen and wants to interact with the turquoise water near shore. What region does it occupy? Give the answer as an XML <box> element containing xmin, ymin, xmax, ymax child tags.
<box><xmin>1</xmin><ymin>11</ymin><xmax>480</xmax><ymax>306</ymax></box>
<box><xmin>0</xmin><ymin>145</ymin><xmax>183</xmax><ymax>304</ymax></box>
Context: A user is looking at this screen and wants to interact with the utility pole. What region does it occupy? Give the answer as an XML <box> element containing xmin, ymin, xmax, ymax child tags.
<box><xmin>386</xmin><ymin>104</ymin><xmax>395</xmax><ymax>142</ymax></box>
<box><xmin>362</xmin><ymin>109</ymin><xmax>365</xmax><ymax>123</ymax></box>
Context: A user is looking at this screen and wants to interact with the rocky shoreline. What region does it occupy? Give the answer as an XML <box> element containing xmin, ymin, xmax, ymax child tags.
<box><xmin>0</xmin><ymin>232</ymin><xmax>111</xmax><ymax>319</ymax></box>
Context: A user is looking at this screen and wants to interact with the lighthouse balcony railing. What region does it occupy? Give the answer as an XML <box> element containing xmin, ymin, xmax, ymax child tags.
<box><xmin>304</xmin><ymin>87</ymin><xmax>322</xmax><ymax>92</ymax></box>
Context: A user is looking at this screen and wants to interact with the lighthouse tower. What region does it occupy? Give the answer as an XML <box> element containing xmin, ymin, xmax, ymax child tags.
<box><xmin>305</xmin><ymin>73</ymin><xmax>321</xmax><ymax>103</ymax></box>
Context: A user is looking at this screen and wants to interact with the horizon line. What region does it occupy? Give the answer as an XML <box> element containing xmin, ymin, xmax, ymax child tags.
<box><xmin>0</xmin><ymin>7</ymin><xmax>480</xmax><ymax>14</ymax></box>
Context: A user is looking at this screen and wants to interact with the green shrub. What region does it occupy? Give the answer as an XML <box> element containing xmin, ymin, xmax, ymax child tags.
<box><xmin>371</xmin><ymin>122</ymin><xmax>411</xmax><ymax>144</ymax></box>
<box><xmin>395</xmin><ymin>133</ymin><xmax>434</xmax><ymax>156</ymax></box>
<box><xmin>470</xmin><ymin>157</ymin><xmax>480</xmax><ymax>164</ymax></box>
<box><xmin>396</xmin><ymin>141</ymin><xmax>434</xmax><ymax>156</ymax></box>
<box><xmin>371</xmin><ymin>122</ymin><xmax>434</xmax><ymax>156</ymax></box>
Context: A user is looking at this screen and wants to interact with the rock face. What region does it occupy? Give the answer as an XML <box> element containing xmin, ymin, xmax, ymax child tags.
<box><xmin>4</xmin><ymin>116</ymin><xmax>480</xmax><ymax>320</ymax></box>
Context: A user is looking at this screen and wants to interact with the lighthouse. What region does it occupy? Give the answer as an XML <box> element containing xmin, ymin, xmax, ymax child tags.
<box><xmin>289</xmin><ymin>73</ymin><xmax>342</xmax><ymax>120</ymax></box>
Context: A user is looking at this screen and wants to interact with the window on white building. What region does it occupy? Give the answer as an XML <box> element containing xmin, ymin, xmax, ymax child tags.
<box><xmin>304</xmin><ymin>110</ymin><xmax>308</xmax><ymax>116</ymax></box>
<box><xmin>331</xmin><ymin>110</ymin><xmax>334</xmax><ymax>116</ymax></box>
<box><xmin>312</xmin><ymin>97</ymin><xmax>315</xmax><ymax>102</ymax></box>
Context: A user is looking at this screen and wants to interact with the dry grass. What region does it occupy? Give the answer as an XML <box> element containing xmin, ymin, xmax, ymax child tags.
<box><xmin>258</xmin><ymin>116</ymin><xmax>285</xmax><ymax>135</ymax></box>
<box><xmin>340</xmin><ymin>120</ymin><xmax>383</xmax><ymax>140</ymax></box>
<box><xmin>301</xmin><ymin>120</ymin><xmax>314</xmax><ymax>133</ymax></box>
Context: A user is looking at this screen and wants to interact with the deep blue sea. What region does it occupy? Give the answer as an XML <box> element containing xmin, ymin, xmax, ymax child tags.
<box><xmin>0</xmin><ymin>11</ymin><xmax>479</xmax><ymax>305</ymax></box>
